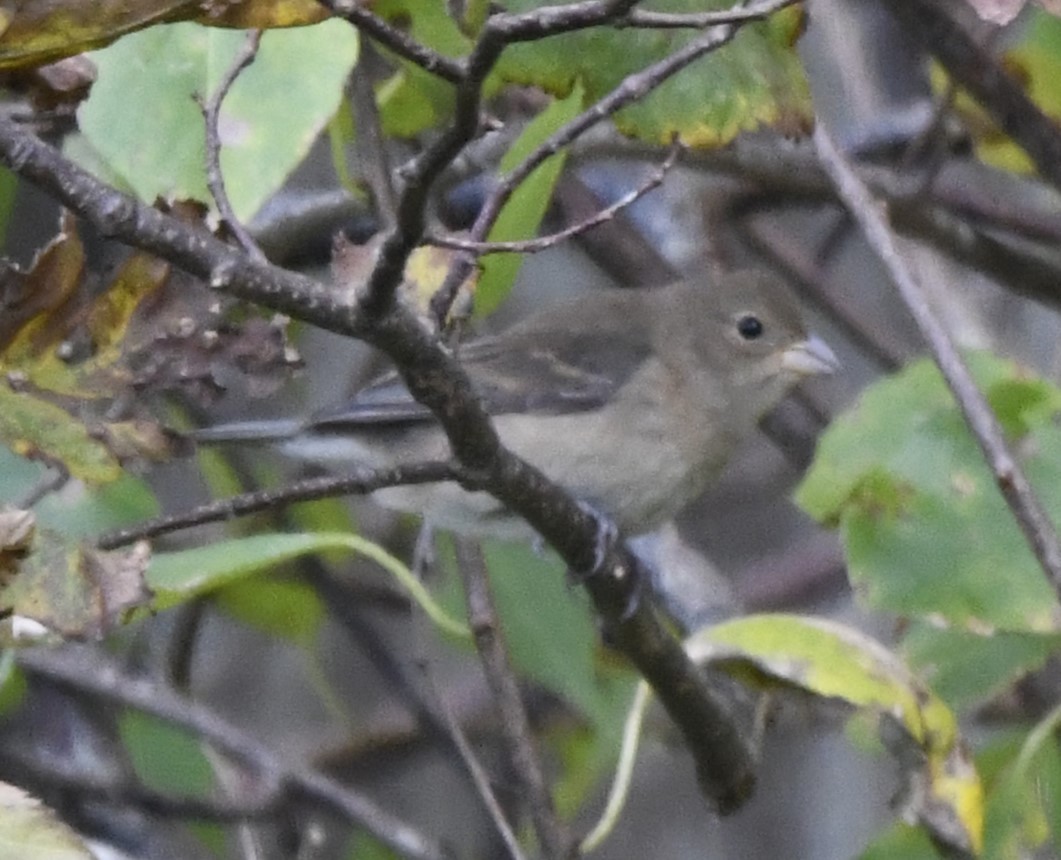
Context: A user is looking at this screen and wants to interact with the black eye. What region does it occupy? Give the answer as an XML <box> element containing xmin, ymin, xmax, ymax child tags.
<box><xmin>736</xmin><ymin>315</ymin><xmax>764</xmax><ymax>340</ymax></box>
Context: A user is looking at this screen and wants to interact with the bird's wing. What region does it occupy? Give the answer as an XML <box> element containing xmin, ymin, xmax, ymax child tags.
<box><xmin>309</xmin><ymin>322</ymin><xmax>653</xmax><ymax>430</ymax></box>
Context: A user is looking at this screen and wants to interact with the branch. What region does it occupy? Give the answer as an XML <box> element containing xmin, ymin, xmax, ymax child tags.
<box><xmin>18</xmin><ymin>647</ymin><xmax>449</xmax><ymax>860</ymax></box>
<box><xmin>886</xmin><ymin>0</ymin><xmax>1061</xmax><ymax>195</ymax></box>
<box><xmin>618</xmin><ymin>0</ymin><xmax>800</xmax><ymax>28</ymax></box>
<box><xmin>422</xmin><ymin>665</ymin><xmax>527</xmax><ymax>860</ymax></box>
<box><xmin>454</xmin><ymin>539</ymin><xmax>571</xmax><ymax>859</ymax></box>
<box><xmin>814</xmin><ymin>123</ymin><xmax>1061</xmax><ymax>594</ymax></box>
<box><xmin>425</xmin><ymin>140</ymin><xmax>680</xmax><ymax>256</ymax></box>
<box><xmin>320</xmin><ymin>0</ymin><xmax>465</xmax><ymax>83</ymax></box>
<box><xmin>198</xmin><ymin>28</ymin><xmax>265</xmax><ymax>263</ymax></box>
<box><xmin>4</xmin><ymin>752</ymin><xmax>280</xmax><ymax>823</ymax></box>
<box><xmin>96</xmin><ymin>461</ymin><xmax>460</xmax><ymax>550</ymax></box>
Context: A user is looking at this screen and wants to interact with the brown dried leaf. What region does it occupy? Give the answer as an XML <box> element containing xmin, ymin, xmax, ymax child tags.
<box><xmin>0</xmin><ymin>532</ymin><xmax>151</xmax><ymax>639</ymax></box>
<box><xmin>0</xmin><ymin>211</ymin><xmax>84</xmax><ymax>354</ymax></box>
<box><xmin>124</xmin><ymin>267</ymin><xmax>301</xmax><ymax>402</ymax></box>
<box><xmin>92</xmin><ymin>419</ymin><xmax>186</xmax><ymax>462</ymax></box>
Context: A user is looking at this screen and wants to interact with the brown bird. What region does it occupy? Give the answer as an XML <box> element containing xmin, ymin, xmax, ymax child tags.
<box><xmin>194</xmin><ymin>270</ymin><xmax>837</xmax><ymax>540</ymax></box>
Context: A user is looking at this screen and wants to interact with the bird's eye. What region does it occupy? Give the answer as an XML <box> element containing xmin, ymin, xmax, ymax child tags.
<box><xmin>736</xmin><ymin>315</ymin><xmax>764</xmax><ymax>340</ymax></box>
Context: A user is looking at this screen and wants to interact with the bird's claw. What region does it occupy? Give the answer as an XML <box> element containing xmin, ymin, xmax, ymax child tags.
<box><xmin>568</xmin><ymin>502</ymin><xmax>644</xmax><ymax>621</ymax></box>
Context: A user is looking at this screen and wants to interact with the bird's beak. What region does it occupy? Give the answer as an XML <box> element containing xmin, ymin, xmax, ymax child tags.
<box><xmin>781</xmin><ymin>334</ymin><xmax>840</xmax><ymax>377</ymax></box>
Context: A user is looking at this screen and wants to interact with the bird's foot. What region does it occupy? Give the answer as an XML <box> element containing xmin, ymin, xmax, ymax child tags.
<box><xmin>567</xmin><ymin>502</ymin><xmax>644</xmax><ymax>621</ymax></box>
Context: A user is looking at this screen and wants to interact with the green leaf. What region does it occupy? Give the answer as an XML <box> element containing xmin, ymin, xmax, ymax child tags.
<box><xmin>977</xmin><ymin>720</ymin><xmax>1061</xmax><ymax>860</ymax></box>
<box><xmin>478</xmin><ymin>539</ymin><xmax>635</xmax><ymax>726</ymax></box>
<box><xmin>859</xmin><ymin>824</ymin><xmax>942</xmax><ymax>860</ymax></box>
<box><xmin>148</xmin><ymin>532</ymin><xmax>468</xmax><ymax>637</ymax></box>
<box><xmin>475</xmin><ymin>85</ymin><xmax>585</xmax><ymax>316</ymax></box>
<box><xmin>215</xmin><ymin>576</ymin><xmax>324</xmax><ymax>644</ymax></box>
<box><xmin>120</xmin><ymin>711</ymin><xmax>215</xmax><ymax>798</ymax></box>
<box><xmin>35</xmin><ymin>473</ymin><xmax>159</xmax><ymax>538</ymax></box>
<box><xmin>687</xmin><ymin>614</ymin><xmax>983</xmax><ymax>856</ymax></box>
<box><xmin>0</xmin><ymin>386</ymin><xmax>120</xmax><ymax>484</ymax></box>
<box><xmin>378</xmin><ymin>61</ymin><xmax>457</xmax><ymax>138</ymax></box>
<box><xmin>903</xmin><ymin>623</ymin><xmax>1060</xmax><ymax>710</ymax></box>
<box><xmin>796</xmin><ymin>353</ymin><xmax>1061</xmax><ymax>632</ymax></box>
<box><xmin>77</xmin><ymin>20</ymin><xmax>358</xmax><ymax>221</ymax></box>
<box><xmin>496</xmin><ymin>0</ymin><xmax>810</xmax><ymax>146</ymax></box>
<box><xmin>0</xmin><ymin>167</ymin><xmax>17</xmax><ymax>246</ymax></box>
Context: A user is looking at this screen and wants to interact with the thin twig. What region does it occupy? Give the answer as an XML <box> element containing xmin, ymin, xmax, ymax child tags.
<box><xmin>352</xmin><ymin>40</ymin><xmax>399</xmax><ymax>227</ymax></box>
<box><xmin>813</xmin><ymin>123</ymin><xmax>1061</xmax><ymax>593</ymax></box>
<box><xmin>96</xmin><ymin>461</ymin><xmax>459</xmax><ymax>550</ymax></box>
<box><xmin>422</xmin><ymin>665</ymin><xmax>528</xmax><ymax>860</ymax></box>
<box><xmin>198</xmin><ymin>29</ymin><xmax>266</xmax><ymax>263</ymax></box>
<box><xmin>321</xmin><ymin>0</ymin><xmax>465</xmax><ymax>83</ymax></box>
<box><xmin>454</xmin><ymin>538</ymin><xmax>572</xmax><ymax>859</ymax></box>
<box><xmin>618</xmin><ymin>0</ymin><xmax>800</xmax><ymax>28</ymax></box>
<box><xmin>431</xmin><ymin>2</ymin><xmax>778</xmax><ymax>320</ymax></box>
<box><xmin>18</xmin><ymin>647</ymin><xmax>449</xmax><ymax>860</ymax></box>
<box><xmin>426</xmin><ymin>141</ymin><xmax>680</xmax><ymax>256</ymax></box>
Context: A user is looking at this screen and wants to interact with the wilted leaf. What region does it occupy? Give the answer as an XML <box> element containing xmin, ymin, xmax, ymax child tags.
<box><xmin>0</xmin><ymin>212</ymin><xmax>84</xmax><ymax>354</ymax></box>
<box><xmin>124</xmin><ymin>265</ymin><xmax>301</xmax><ymax>402</ymax></box>
<box><xmin>797</xmin><ymin>352</ymin><xmax>1061</xmax><ymax>633</ymax></box>
<box><xmin>687</xmin><ymin>614</ymin><xmax>983</xmax><ymax>857</ymax></box>
<box><xmin>0</xmin><ymin>385</ymin><xmax>122</xmax><ymax>483</ymax></box>
<box><xmin>0</xmin><ymin>0</ymin><xmax>329</xmax><ymax>70</ymax></box>
<box><xmin>943</xmin><ymin>9</ymin><xmax>1061</xmax><ymax>173</ymax></box>
<box><xmin>964</xmin><ymin>0</ymin><xmax>1061</xmax><ymax>24</ymax></box>
<box><xmin>966</xmin><ymin>0</ymin><xmax>1029</xmax><ymax>24</ymax></box>
<box><xmin>0</xmin><ymin>533</ymin><xmax>151</xmax><ymax>639</ymax></box>
<box><xmin>0</xmin><ymin>782</ymin><xmax>92</xmax><ymax>860</ymax></box>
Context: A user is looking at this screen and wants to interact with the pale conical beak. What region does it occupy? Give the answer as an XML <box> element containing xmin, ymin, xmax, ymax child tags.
<box><xmin>781</xmin><ymin>334</ymin><xmax>840</xmax><ymax>377</ymax></box>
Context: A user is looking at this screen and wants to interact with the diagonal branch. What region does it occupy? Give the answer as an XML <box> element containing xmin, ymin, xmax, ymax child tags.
<box><xmin>814</xmin><ymin>123</ymin><xmax>1061</xmax><ymax>594</ymax></box>
<box><xmin>320</xmin><ymin>0</ymin><xmax>465</xmax><ymax>83</ymax></box>
<box><xmin>455</xmin><ymin>538</ymin><xmax>571</xmax><ymax>859</ymax></box>
<box><xmin>96</xmin><ymin>462</ymin><xmax>460</xmax><ymax>550</ymax></box>
<box><xmin>425</xmin><ymin>140</ymin><xmax>680</xmax><ymax>256</ymax></box>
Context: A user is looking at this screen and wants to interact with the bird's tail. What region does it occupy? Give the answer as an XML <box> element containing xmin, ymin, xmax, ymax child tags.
<box><xmin>189</xmin><ymin>418</ymin><xmax>303</xmax><ymax>444</ymax></box>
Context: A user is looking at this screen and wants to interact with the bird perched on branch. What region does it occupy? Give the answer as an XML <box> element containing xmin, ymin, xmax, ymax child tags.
<box><xmin>193</xmin><ymin>270</ymin><xmax>837</xmax><ymax>540</ymax></box>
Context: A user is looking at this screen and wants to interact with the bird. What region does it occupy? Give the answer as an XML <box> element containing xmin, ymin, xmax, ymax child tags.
<box><xmin>192</xmin><ymin>270</ymin><xmax>837</xmax><ymax>541</ymax></box>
